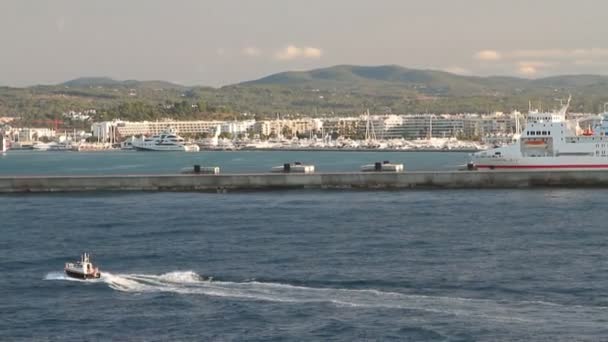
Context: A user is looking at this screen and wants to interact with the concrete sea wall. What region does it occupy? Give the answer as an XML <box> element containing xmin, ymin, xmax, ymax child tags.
<box><xmin>2</xmin><ymin>171</ymin><xmax>608</xmax><ymax>193</ymax></box>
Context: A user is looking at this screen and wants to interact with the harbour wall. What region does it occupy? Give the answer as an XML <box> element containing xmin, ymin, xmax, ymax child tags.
<box><xmin>3</xmin><ymin>171</ymin><xmax>608</xmax><ymax>193</ymax></box>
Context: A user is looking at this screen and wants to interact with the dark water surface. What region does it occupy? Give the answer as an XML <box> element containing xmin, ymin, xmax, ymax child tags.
<box><xmin>0</xmin><ymin>150</ymin><xmax>468</xmax><ymax>175</ymax></box>
<box><xmin>2</xmin><ymin>189</ymin><xmax>608</xmax><ymax>341</ymax></box>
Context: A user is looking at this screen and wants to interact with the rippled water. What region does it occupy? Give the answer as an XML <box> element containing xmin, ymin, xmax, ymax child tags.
<box><xmin>0</xmin><ymin>150</ymin><xmax>468</xmax><ymax>175</ymax></box>
<box><xmin>2</xmin><ymin>189</ymin><xmax>608</xmax><ymax>340</ymax></box>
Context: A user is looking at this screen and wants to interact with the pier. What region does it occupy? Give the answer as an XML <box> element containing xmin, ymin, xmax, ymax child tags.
<box><xmin>3</xmin><ymin>171</ymin><xmax>608</xmax><ymax>193</ymax></box>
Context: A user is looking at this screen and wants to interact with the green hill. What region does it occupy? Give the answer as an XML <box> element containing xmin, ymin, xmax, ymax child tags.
<box><xmin>232</xmin><ymin>65</ymin><xmax>608</xmax><ymax>113</ymax></box>
<box><xmin>3</xmin><ymin>65</ymin><xmax>608</xmax><ymax>126</ymax></box>
<box><xmin>62</xmin><ymin>77</ymin><xmax>185</xmax><ymax>90</ymax></box>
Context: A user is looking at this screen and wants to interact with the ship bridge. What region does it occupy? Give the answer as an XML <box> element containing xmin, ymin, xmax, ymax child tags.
<box><xmin>526</xmin><ymin>111</ymin><xmax>565</xmax><ymax>124</ymax></box>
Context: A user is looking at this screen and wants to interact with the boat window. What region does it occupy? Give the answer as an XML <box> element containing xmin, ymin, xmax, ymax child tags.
<box><xmin>536</xmin><ymin>131</ymin><xmax>541</xmax><ymax>135</ymax></box>
<box><xmin>530</xmin><ymin>131</ymin><xmax>535</xmax><ymax>135</ymax></box>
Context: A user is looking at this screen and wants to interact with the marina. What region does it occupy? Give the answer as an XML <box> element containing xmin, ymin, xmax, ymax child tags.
<box><xmin>6</xmin><ymin>1</ymin><xmax>608</xmax><ymax>341</ymax></box>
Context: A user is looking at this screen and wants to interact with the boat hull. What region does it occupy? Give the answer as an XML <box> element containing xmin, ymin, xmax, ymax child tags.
<box><xmin>471</xmin><ymin>155</ymin><xmax>608</xmax><ymax>171</ymax></box>
<box><xmin>65</xmin><ymin>269</ymin><xmax>101</xmax><ymax>280</ymax></box>
<box><xmin>132</xmin><ymin>145</ymin><xmax>199</xmax><ymax>152</ymax></box>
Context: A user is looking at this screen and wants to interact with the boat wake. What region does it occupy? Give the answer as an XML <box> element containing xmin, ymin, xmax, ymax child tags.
<box><xmin>45</xmin><ymin>270</ymin><xmax>607</xmax><ymax>329</ymax></box>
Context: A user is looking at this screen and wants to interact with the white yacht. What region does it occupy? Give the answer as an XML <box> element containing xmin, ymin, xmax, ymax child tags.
<box><xmin>469</xmin><ymin>97</ymin><xmax>608</xmax><ymax>171</ymax></box>
<box><xmin>132</xmin><ymin>128</ymin><xmax>200</xmax><ymax>152</ymax></box>
<box><xmin>32</xmin><ymin>141</ymin><xmax>72</xmax><ymax>151</ymax></box>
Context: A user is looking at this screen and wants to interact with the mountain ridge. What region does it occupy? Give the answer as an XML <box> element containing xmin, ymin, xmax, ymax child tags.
<box><xmin>4</xmin><ymin>65</ymin><xmax>608</xmax><ymax>123</ymax></box>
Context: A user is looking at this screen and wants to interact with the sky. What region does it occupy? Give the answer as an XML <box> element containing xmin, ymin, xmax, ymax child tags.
<box><xmin>1</xmin><ymin>0</ymin><xmax>607</xmax><ymax>87</ymax></box>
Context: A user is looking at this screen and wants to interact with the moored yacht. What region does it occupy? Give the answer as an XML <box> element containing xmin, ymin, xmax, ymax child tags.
<box><xmin>64</xmin><ymin>253</ymin><xmax>101</xmax><ymax>280</ymax></box>
<box><xmin>132</xmin><ymin>128</ymin><xmax>200</xmax><ymax>152</ymax></box>
<box><xmin>469</xmin><ymin>97</ymin><xmax>608</xmax><ymax>171</ymax></box>
<box><xmin>32</xmin><ymin>141</ymin><xmax>72</xmax><ymax>151</ymax></box>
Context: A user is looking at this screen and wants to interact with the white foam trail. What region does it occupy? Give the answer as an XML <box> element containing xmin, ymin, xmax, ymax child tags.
<box><xmin>44</xmin><ymin>271</ymin><xmax>103</xmax><ymax>283</ymax></box>
<box><xmin>45</xmin><ymin>270</ymin><xmax>608</xmax><ymax>329</ymax></box>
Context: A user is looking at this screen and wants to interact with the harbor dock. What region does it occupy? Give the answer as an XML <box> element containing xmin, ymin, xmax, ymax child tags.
<box><xmin>3</xmin><ymin>170</ymin><xmax>608</xmax><ymax>193</ymax></box>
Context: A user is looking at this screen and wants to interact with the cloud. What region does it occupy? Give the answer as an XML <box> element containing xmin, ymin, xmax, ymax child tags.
<box><xmin>478</xmin><ymin>48</ymin><xmax>608</xmax><ymax>65</ymax></box>
<box><xmin>516</xmin><ymin>61</ymin><xmax>553</xmax><ymax>76</ymax></box>
<box><xmin>243</xmin><ymin>47</ymin><xmax>261</xmax><ymax>57</ymax></box>
<box><xmin>303</xmin><ymin>47</ymin><xmax>322</xmax><ymax>58</ymax></box>
<box><xmin>471</xmin><ymin>48</ymin><xmax>608</xmax><ymax>76</ymax></box>
<box><xmin>275</xmin><ymin>45</ymin><xmax>323</xmax><ymax>60</ymax></box>
<box><xmin>474</xmin><ymin>50</ymin><xmax>501</xmax><ymax>61</ymax></box>
<box><xmin>518</xmin><ymin>65</ymin><xmax>537</xmax><ymax>76</ymax></box>
<box><xmin>510</xmin><ymin>48</ymin><xmax>608</xmax><ymax>59</ymax></box>
<box><xmin>517</xmin><ymin>61</ymin><xmax>552</xmax><ymax>68</ymax></box>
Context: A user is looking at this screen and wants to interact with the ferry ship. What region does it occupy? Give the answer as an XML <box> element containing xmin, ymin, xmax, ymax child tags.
<box><xmin>132</xmin><ymin>128</ymin><xmax>200</xmax><ymax>152</ymax></box>
<box><xmin>469</xmin><ymin>97</ymin><xmax>608</xmax><ymax>171</ymax></box>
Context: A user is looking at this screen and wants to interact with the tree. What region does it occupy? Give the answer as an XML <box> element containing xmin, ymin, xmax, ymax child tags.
<box><xmin>218</xmin><ymin>132</ymin><xmax>233</xmax><ymax>139</ymax></box>
<box><xmin>197</xmin><ymin>101</ymin><xmax>207</xmax><ymax>112</ymax></box>
<box><xmin>281</xmin><ymin>126</ymin><xmax>293</xmax><ymax>139</ymax></box>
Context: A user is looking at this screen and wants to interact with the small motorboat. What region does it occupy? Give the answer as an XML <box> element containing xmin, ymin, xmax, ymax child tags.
<box><xmin>360</xmin><ymin>161</ymin><xmax>404</xmax><ymax>172</ymax></box>
<box><xmin>64</xmin><ymin>253</ymin><xmax>101</xmax><ymax>279</ymax></box>
<box><xmin>270</xmin><ymin>162</ymin><xmax>315</xmax><ymax>173</ymax></box>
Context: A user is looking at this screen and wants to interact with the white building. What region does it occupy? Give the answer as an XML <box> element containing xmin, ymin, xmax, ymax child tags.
<box><xmin>17</xmin><ymin>128</ymin><xmax>56</xmax><ymax>142</ymax></box>
<box><xmin>221</xmin><ymin>120</ymin><xmax>256</xmax><ymax>135</ymax></box>
<box><xmin>92</xmin><ymin>120</ymin><xmax>229</xmax><ymax>141</ymax></box>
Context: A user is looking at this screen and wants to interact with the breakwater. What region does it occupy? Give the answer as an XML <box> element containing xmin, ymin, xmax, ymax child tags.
<box><xmin>2</xmin><ymin>171</ymin><xmax>608</xmax><ymax>193</ymax></box>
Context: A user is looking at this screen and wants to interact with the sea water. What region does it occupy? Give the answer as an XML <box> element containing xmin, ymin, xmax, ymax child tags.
<box><xmin>0</xmin><ymin>150</ymin><xmax>468</xmax><ymax>175</ymax></box>
<box><xmin>2</xmin><ymin>188</ymin><xmax>608</xmax><ymax>340</ymax></box>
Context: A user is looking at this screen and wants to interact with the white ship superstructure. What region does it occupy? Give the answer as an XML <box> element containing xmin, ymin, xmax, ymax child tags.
<box><xmin>132</xmin><ymin>128</ymin><xmax>200</xmax><ymax>152</ymax></box>
<box><xmin>470</xmin><ymin>97</ymin><xmax>608</xmax><ymax>170</ymax></box>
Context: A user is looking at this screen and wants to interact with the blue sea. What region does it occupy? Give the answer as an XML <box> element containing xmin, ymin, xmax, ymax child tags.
<box><xmin>0</xmin><ymin>150</ymin><xmax>468</xmax><ymax>175</ymax></box>
<box><xmin>2</xmin><ymin>152</ymin><xmax>608</xmax><ymax>341</ymax></box>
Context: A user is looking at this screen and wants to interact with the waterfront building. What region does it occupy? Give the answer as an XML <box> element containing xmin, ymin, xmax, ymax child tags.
<box><xmin>221</xmin><ymin>120</ymin><xmax>256</xmax><ymax>136</ymax></box>
<box><xmin>92</xmin><ymin>120</ymin><xmax>227</xmax><ymax>141</ymax></box>
<box><xmin>17</xmin><ymin>128</ymin><xmax>56</xmax><ymax>142</ymax></box>
<box><xmin>252</xmin><ymin>119</ymin><xmax>323</xmax><ymax>137</ymax></box>
<box><xmin>88</xmin><ymin>111</ymin><xmax>533</xmax><ymax>143</ymax></box>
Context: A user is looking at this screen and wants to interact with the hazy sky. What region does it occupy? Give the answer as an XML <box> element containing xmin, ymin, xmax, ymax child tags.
<box><xmin>1</xmin><ymin>0</ymin><xmax>607</xmax><ymax>86</ymax></box>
